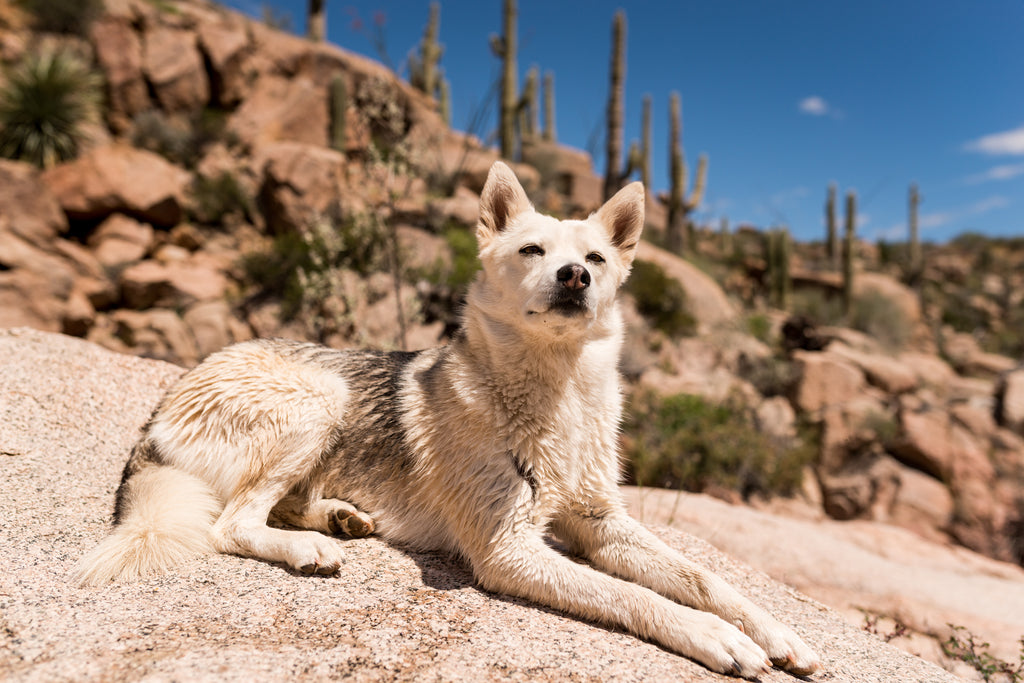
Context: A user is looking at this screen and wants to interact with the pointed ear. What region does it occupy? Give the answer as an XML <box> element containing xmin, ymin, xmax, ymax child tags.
<box><xmin>478</xmin><ymin>161</ymin><xmax>533</xmax><ymax>246</ymax></box>
<box><xmin>594</xmin><ymin>181</ymin><xmax>645</xmax><ymax>262</ymax></box>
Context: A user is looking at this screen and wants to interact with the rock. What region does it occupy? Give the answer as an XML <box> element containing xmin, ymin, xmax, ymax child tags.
<box><xmin>142</xmin><ymin>24</ymin><xmax>210</xmax><ymax>113</ymax></box>
<box><xmin>120</xmin><ymin>259</ymin><xmax>227</xmax><ymax>310</ymax></box>
<box><xmin>41</xmin><ymin>144</ymin><xmax>191</xmax><ymax>227</ymax></box>
<box><xmin>754</xmin><ymin>396</ymin><xmax>797</xmax><ymax>440</ymax></box>
<box><xmin>791</xmin><ymin>350</ymin><xmax>866</xmax><ymax>414</ymax></box>
<box><xmin>892</xmin><ymin>406</ymin><xmax>952</xmax><ymax>480</ymax></box>
<box><xmin>0</xmin><ymin>160</ymin><xmax>68</xmax><ymax>245</ymax></box>
<box><xmin>889</xmin><ymin>463</ymin><xmax>954</xmax><ymax>543</ymax></box>
<box><xmin>996</xmin><ymin>367</ymin><xmax>1024</xmax><ymax>436</ymax></box>
<box><xmin>183</xmin><ymin>300</ymin><xmax>242</xmax><ymax>361</ymax></box>
<box><xmin>635</xmin><ymin>241</ymin><xmax>737</xmax><ymax>330</ymax></box>
<box><xmin>256</xmin><ymin>142</ymin><xmax>347</xmax><ymax>233</ymax></box>
<box><xmin>0</xmin><ymin>328</ymin><xmax>960</xmax><ymax>683</ymax></box>
<box><xmin>827</xmin><ymin>342</ymin><xmax>918</xmax><ymax>395</ymax></box>
<box><xmin>624</xmin><ymin>485</ymin><xmax>1024</xmax><ymax>673</ymax></box>
<box><xmin>112</xmin><ymin>308</ymin><xmax>197</xmax><ymax>365</ymax></box>
<box><xmin>89</xmin><ymin>16</ymin><xmax>148</xmax><ymax>130</ymax></box>
<box><xmin>521</xmin><ymin>139</ymin><xmax>603</xmax><ymax>214</ymax></box>
<box><xmin>427</xmin><ymin>186</ymin><xmax>480</xmax><ymax>230</ymax></box>
<box><xmin>229</xmin><ymin>75</ymin><xmax>328</xmax><ymax>149</ymax></box>
<box><xmin>88</xmin><ymin>214</ymin><xmax>154</xmax><ymax>270</ymax></box>
<box><xmin>195</xmin><ymin>16</ymin><xmax>250</xmax><ymax>106</ymax></box>
<box><xmin>943</xmin><ymin>329</ymin><xmax>1017</xmax><ymax>378</ymax></box>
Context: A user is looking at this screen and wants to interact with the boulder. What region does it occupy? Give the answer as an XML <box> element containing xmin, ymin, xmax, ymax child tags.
<box><xmin>427</xmin><ymin>186</ymin><xmax>480</xmax><ymax>230</ymax></box>
<box><xmin>635</xmin><ymin>241</ymin><xmax>737</xmax><ymax>330</ymax></box>
<box><xmin>0</xmin><ymin>160</ymin><xmax>68</xmax><ymax>245</ymax></box>
<box><xmin>112</xmin><ymin>308</ymin><xmax>197</xmax><ymax>365</ymax></box>
<box><xmin>256</xmin><ymin>142</ymin><xmax>347</xmax><ymax>233</ymax></box>
<box><xmin>228</xmin><ymin>75</ymin><xmax>328</xmax><ymax>149</ymax></box>
<box><xmin>521</xmin><ymin>139</ymin><xmax>603</xmax><ymax>214</ymax></box>
<box><xmin>826</xmin><ymin>342</ymin><xmax>918</xmax><ymax>395</ymax></box>
<box><xmin>996</xmin><ymin>367</ymin><xmax>1024</xmax><ymax>436</ymax></box>
<box><xmin>196</xmin><ymin>16</ymin><xmax>250</xmax><ymax>106</ymax></box>
<box><xmin>791</xmin><ymin>350</ymin><xmax>865</xmax><ymax>414</ymax></box>
<box><xmin>892</xmin><ymin>406</ymin><xmax>952</xmax><ymax>480</ymax></box>
<box><xmin>41</xmin><ymin>144</ymin><xmax>191</xmax><ymax>227</ymax></box>
<box><xmin>0</xmin><ymin>328</ymin><xmax>961</xmax><ymax>683</ymax></box>
<box><xmin>142</xmin><ymin>24</ymin><xmax>210</xmax><ymax>113</ymax></box>
<box><xmin>120</xmin><ymin>259</ymin><xmax>227</xmax><ymax>310</ymax></box>
<box><xmin>88</xmin><ymin>213</ymin><xmax>154</xmax><ymax>270</ymax></box>
<box><xmin>89</xmin><ymin>16</ymin><xmax>149</xmax><ymax>129</ymax></box>
<box><xmin>888</xmin><ymin>463</ymin><xmax>954</xmax><ymax>543</ymax></box>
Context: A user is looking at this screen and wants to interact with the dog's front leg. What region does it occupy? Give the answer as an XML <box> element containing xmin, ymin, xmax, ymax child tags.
<box><xmin>554</xmin><ymin>504</ymin><xmax>821</xmax><ymax>676</ymax></box>
<box><xmin>470</xmin><ymin>527</ymin><xmax>771</xmax><ymax>679</ymax></box>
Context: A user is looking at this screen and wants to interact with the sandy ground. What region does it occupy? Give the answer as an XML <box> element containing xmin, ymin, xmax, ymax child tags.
<box><xmin>0</xmin><ymin>328</ymin><xmax>958</xmax><ymax>681</ymax></box>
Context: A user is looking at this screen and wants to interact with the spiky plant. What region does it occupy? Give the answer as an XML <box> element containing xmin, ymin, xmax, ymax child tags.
<box><xmin>0</xmin><ymin>49</ymin><xmax>101</xmax><ymax>168</ymax></box>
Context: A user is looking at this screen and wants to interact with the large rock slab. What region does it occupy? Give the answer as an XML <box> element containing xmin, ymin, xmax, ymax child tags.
<box><xmin>0</xmin><ymin>328</ymin><xmax>956</xmax><ymax>683</ymax></box>
<box><xmin>41</xmin><ymin>144</ymin><xmax>191</xmax><ymax>226</ymax></box>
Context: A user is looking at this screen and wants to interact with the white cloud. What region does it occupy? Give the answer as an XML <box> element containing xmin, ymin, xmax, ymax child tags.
<box><xmin>965</xmin><ymin>124</ymin><xmax>1024</xmax><ymax>155</ymax></box>
<box><xmin>964</xmin><ymin>163</ymin><xmax>1024</xmax><ymax>184</ymax></box>
<box><xmin>799</xmin><ymin>96</ymin><xmax>829</xmax><ymax>116</ymax></box>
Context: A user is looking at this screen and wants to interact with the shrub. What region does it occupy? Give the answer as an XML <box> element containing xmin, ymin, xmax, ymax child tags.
<box><xmin>0</xmin><ymin>49</ymin><xmax>101</xmax><ymax>168</ymax></box>
<box><xmin>189</xmin><ymin>172</ymin><xmax>252</xmax><ymax>227</ymax></box>
<box><xmin>848</xmin><ymin>289</ymin><xmax>912</xmax><ymax>350</ymax></box>
<box><xmin>625</xmin><ymin>259</ymin><xmax>696</xmax><ymax>337</ymax></box>
<box><xmin>130</xmin><ymin>108</ymin><xmax>238</xmax><ymax>170</ymax></box>
<box><xmin>624</xmin><ymin>391</ymin><xmax>817</xmax><ymax>499</ymax></box>
<box><xmin>791</xmin><ymin>288</ymin><xmax>845</xmax><ymax>327</ymax></box>
<box><xmin>942</xmin><ymin>625</ymin><xmax>1024</xmax><ymax>682</ymax></box>
<box><xmin>17</xmin><ymin>0</ymin><xmax>103</xmax><ymax>35</ymax></box>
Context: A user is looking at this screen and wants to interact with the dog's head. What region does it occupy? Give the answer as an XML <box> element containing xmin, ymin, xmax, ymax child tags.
<box><xmin>472</xmin><ymin>161</ymin><xmax>644</xmax><ymax>339</ymax></box>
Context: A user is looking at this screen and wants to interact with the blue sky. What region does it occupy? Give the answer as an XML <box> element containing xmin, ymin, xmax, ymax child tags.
<box><xmin>222</xmin><ymin>0</ymin><xmax>1024</xmax><ymax>243</ymax></box>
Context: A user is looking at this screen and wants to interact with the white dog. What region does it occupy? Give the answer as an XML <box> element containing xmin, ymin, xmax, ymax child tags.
<box><xmin>78</xmin><ymin>161</ymin><xmax>820</xmax><ymax>678</ymax></box>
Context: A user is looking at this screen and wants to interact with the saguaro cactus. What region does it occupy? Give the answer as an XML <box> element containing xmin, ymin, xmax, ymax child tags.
<box><xmin>329</xmin><ymin>74</ymin><xmax>347</xmax><ymax>153</ymax></box>
<box><xmin>825</xmin><ymin>183</ymin><xmax>838</xmax><ymax>269</ymax></box>
<box><xmin>908</xmin><ymin>182</ymin><xmax>922</xmax><ymax>278</ymax></box>
<box><xmin>542</xmin><ymin>71</ymin><xmax>555</xmax><ymax>142</ymax></box>
<box><xmin>842</xmin><ymin>190</ymin><xmax>857</xmax><ymax>315</ymax></box>
<box><xmin>665</xmin><ymin>92</ymin><xmax>708</xmax><ymax>254</ymax></box>
<box><xmin>603</xmin><ymin>10</ymin><xmax>626</xmax><ymax>201</ymax></box>
<box><xmin>520</xmin><ymin>65</ymin><xmax>538</xmax><ymax>141</ymax></box>
<box><xmin>490</xmin><ymin>0</ymin><xmax>518</xmax><ymax>159</ymax></box>
<box><xmin>410</xmin><ymin>2</ymin><xmax>443</xmax><ymax>100</ymax></box>
<box><xmin>640</xmin><ymin>94</ymin><xmax>652</xmax><ymax>189</ymax></box>
<box><xmin>307</xmin><ymin>0</ymin><xmax>325</xmax><ymax>41</ymax></box>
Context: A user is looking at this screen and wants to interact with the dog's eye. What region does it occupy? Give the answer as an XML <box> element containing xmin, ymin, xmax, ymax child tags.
<box><xmin>519</xmin><ymin>245</ymin><xmax>544</xmax><ymax>256</ymax></box>
<box><xmin>586</xmin><ymin>252</ymin><xmax>605</xmax><ymax>264</ymax></box>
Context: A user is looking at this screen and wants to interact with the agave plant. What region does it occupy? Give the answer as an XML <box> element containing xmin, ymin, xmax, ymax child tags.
<box><xmin>0</xmin><ymin>48</ymin><xmax>102</xmax><ymax>168</ymax></box>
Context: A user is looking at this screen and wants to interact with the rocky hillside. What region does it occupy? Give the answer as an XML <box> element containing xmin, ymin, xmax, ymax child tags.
<box><xmin>1</xmin><ymin>0</ymin><xmax>1023</xmax><ymax>664</ymax></box>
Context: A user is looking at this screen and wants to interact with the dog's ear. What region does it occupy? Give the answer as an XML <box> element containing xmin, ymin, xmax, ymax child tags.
<box><xmin>595</xmin><ymin>181</ymin><xmax>645</xmax><ymax>263</ymax></box>
<box><xmin>478</xmin><ymin>161</ymin><xmax>532</xmax><ymax>247</ymax></box>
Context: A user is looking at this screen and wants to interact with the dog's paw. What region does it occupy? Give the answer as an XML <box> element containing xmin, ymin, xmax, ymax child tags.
<box><xmin>740</xmin><ymin>614</ymin><xmax>821</xmax><ymax>676</ymax></box>
<box><xmin>288</xmin><ymin>531</ymin><xmax>346</xmax><ymax>576</ymax></box>
<box><xmin>678</xmin><ymin>613</ymin><xmax>772</xmax><ymax>680</ymax></box>
<box><xmin>328</xmin><ymin>507</ymin><xmax>375</xmax><ymax>538</ymax></box>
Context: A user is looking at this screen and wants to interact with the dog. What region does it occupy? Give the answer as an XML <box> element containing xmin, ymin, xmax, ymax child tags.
<box><xmin>77</xmin><ymin>161</ymin><xmax>820</xmax><ymax>678</ymax></box>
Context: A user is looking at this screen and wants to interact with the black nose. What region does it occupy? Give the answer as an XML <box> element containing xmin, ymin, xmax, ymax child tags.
<box><xmin>557</xmin><ymin>264</ymin><xmax>591</xmax><ymax>290</ymax></box>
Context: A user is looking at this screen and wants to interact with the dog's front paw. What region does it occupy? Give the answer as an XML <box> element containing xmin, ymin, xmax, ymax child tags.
<box><xmin>678</xmin><ymin>612</ymin><xmax>772</xmax><ymax>680</ymax></box>
<box><xmin>740</xmin><ymin>614</ymin><xmax>821</xmax><ymax>676</ymax></box>
<box><xmin>288</xmin><ymin>531</ymin><xmax>346</xmax><ymax>576</ymax></box>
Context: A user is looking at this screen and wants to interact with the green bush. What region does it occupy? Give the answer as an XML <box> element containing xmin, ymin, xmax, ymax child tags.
<box><xmin>17</xmin><ymin>0</ymin><xmax>103</xmax><ymax>35</ymax></box>
<box><xmin>0</xmin><ymin>49</ymin><xmax>101</xmax><ymax>168</ymax></box>
<box><xmin>130</xmin><ymin>108</ymin><xmax>238</xmax><ymax>170</ymax></box>
<box><xmin>791</xmin><ymin>288</ymin><xmax>845</xmax><ymax>327</ymax></box>
<box><xmin>189</xmin><ymin>171</ymin><xmax>252</xmax><ymax>227</ymax></box>
<box><xmin>849</xmin><ymin>289</ymin><xmax>912</xmax><ymax>350</ymax></box>
<box><xmin>625</xmin><ymin>259</ymin><xmax>696</xmax><ymax>337</ymax></box>
<box><xmin>624</xmin><ymin>391</ymin><xmax>816</xmax><ymax>499</ymax></box>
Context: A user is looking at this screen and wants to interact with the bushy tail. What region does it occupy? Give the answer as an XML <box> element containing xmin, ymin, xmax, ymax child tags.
<box><xmin>75</xmin><ymin>464</ymin><xmax>222</xmax><ymax>586</ymax></box>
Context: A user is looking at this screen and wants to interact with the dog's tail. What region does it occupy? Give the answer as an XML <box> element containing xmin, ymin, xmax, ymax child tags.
<box><xmin>75</xmin><ymin>441</ymin><xmax>222</xmax><ymax>586</ymax></box>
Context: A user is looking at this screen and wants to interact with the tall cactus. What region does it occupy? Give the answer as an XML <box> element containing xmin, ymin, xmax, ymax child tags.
<box><xmin>640</xmin><ymin>94</ymin><xmax>652</xmax><ymax>189</ymax></box>
<box><xmin>603</xmin><ymin>10</ymin><xmax>626</xmax><ymax>201</ymax></box>
<box><xmin>542</xmin><ymin>71</ymin><xmax>555</xmax><ymax>142</ymax></box>
<box><xmin>329</xmin><ymin>74</ymin><xmax>347</xmax><ymax>153</ymax></box>
<box><xmin>908</xmin><ymin>182</ymin><xmax>921</xmax><ymax>278</ymax></box>
<box><xmin>665</xmin><ymin>92</ymin><xmax>708</xmax><ymax>254</ymax></box>
<box><xmin>719</xmin><ymin>216</ymin><xmax>731</xmax><ymax>254</ymax></box>
<box><xmin>307</xmin><ymin>0</ymin><xmax>325</xmax><ymax>41</ymax></box>
<box><xmin>765</xmin><ymin>229</ymin><xmax>792</xmax><ymax>309</ymax></box>
<box><xmin>842</xmin><ymin>190</ymin><xmax>857</xmax><ymax>315</ymax></box>
<box><xmin>490</xmin><ymin>0</ymin><xmax>518</xmax><ymax>159</ymax></box>
<box><xmin>825</xmin><ymin>183</ymin><xmax>838</xmax><ymax>269</ymax></box>
<box><xmin>410</xmin><ymin>2</ymin><xmax>443</xmax><ymax>101</ymax></box>
<box><xmin>520</xmin><ymin>65</ymin><xmax>538</xmax><ymax>142</ymax></box>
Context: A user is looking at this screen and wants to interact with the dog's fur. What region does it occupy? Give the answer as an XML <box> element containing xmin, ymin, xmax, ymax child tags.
<box><xmin>77</xmin><ymin>162</ymin><xmax>820</xmax><ymax>678</ymax></box>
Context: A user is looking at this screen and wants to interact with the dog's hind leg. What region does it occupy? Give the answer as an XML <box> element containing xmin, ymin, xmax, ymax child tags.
<box><xmin>553</xmin><ymin>499</ymin><xmax>821</xmax><ymax>676</ymax></box>
<box><xmin>271</xmin><ymin>495</ymin><xmax>375</xmax><ymax>538</ymax></box>
<box><xmin>209</xmin><ymin>432</ymin><xmax>348</xmax><ymax>575</ymax></box>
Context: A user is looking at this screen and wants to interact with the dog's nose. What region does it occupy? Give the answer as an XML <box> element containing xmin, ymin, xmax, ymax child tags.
<box><xmin>557</xmin><ymin>264</ymin><xmax>591</xmax><ymax>290</ymax></box>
